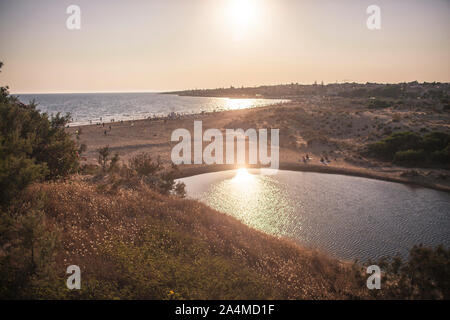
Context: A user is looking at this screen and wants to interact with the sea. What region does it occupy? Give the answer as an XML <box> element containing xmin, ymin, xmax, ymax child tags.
<box><xmin>15</xmin><ymin>92</ymin><xmax>288</xmax><ymax>126</ymax></box>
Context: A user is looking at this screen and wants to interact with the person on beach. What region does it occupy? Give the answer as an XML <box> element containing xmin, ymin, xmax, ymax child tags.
<box><xmin>104</xmin><ymin>130</ymin><xmax>107</xmax><ymax>136</ymax></box>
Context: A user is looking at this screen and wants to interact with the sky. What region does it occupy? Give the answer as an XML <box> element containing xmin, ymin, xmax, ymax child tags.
<box><xmin>0</xmin><ymin>0</ymin><xmax>449</xmax><ymax>93</ymax></box>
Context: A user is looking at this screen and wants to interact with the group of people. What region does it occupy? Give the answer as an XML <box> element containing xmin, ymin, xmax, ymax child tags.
<box><xmin>301</xmin><ymin>154</ymin><xmax>332</xmax><ymax>165</ymax></box>
<box><xmin>99</xmin><ymin>120</ymin><xmax>130</xmax><ymax>135</ymax></box>
<box><xmin>95</xmin><ymin>120</ymin><xmax>113</xmax><ymax>135</ymax></box>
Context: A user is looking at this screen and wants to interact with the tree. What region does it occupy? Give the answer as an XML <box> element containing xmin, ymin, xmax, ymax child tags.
<box><xmin>98</xmin><ymin>145</ymin><xmax>110</xmax><ymax>171</ymax></box>
<box><xmin>371</xmin><ymin>245</ymin><xmax>450</xmax><ymax>299</ymax></box>
<box><xmin>128</xmin><ymin>153</ymin><xmax>185</xmax><ymax>196</ymax></box>
<box><xmin>0</xmin><ymin>62</ymin><xmax>80</xmax><ymax>208</ymax></box>
<box><xmin>0</xmin><ymin>196</ymin><xmax>59</xmax><ymax>299</ymax></box>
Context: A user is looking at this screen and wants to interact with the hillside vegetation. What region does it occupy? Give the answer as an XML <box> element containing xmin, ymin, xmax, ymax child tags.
<box><xmin>1</xmin><ymin>179</ymin><xmax>367</xmax><ymax>299</ymax></box>
<box><xmin>367</xmin><ymin>131</ymin><xmax>450</xmax><ymax>168</ymax></box>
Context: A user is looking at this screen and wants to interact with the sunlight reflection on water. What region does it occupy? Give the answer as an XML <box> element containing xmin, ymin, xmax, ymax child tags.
<box><xmin>223</xmin><ymin>98</ymin><xmax>260</xmax><ymax>110</ymax></box>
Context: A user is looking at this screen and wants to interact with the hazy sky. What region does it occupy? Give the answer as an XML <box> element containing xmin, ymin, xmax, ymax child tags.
<box><xmin>0</xmin><ymin>0</ymin><xmax>449</xmax><ymax>93</ymax></box>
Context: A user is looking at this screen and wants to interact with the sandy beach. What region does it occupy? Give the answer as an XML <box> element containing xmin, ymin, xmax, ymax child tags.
<box><xmin>69</xmin><ymin>97</ymin><xmax>450</xmax><ymax>192</ymax></box>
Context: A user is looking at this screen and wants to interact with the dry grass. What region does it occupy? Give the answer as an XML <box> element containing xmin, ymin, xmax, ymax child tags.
<box><xmin>14</xmin><ymin>179</ymin><xmax>368</xmax><ymax>299</ymax></box>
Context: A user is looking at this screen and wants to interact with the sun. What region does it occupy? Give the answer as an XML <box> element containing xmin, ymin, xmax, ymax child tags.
<box><xmin>227</xmin><ymin>0</ymin><xmax>259</xmax><ymax>41</ymax></box>
<box><xmin>229</xmin><ymin>0</ymin><xmax>256</xmax><ymax>25</ymax></box>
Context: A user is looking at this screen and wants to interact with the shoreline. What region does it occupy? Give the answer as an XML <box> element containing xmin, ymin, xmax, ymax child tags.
<box><xmin>57</xmin><ymin>94</ymin><xmax>290</xmax><ymax>127</ymax></box>
<box><xmin>175</xmin><ymin>163</ymin><xmax>450</xmax><ymax>193</ymax></box>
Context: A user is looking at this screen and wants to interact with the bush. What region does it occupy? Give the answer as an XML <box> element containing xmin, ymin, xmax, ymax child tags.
<box><xmin>94</xmin><ymin>150</ymin><xmax>186</xmax><ymax>197</ymax></box>
<box><xmin>371</xmin><ymin>85</ymin><xmax>402</xmax><ymax>98</ymax></box>
<box><xmin>128</xmin><ymin>154</ymin><xmax>185</xmax><ymax>196</ymax></box>
<box><xmin>368</xmin><ymin>99</ymin><xmax>391</xmax><ymax>109</ymax></box>
<box><xmin>129</xmin><ymin>152</ymin><xmax>162</xmax><ymax>176</ymax></box>
<box><xmin>366</xmin><ymin>131</ymin><xmax>450</xmax><ymax>168</ymax></box>
<box><xmin>97</xmin><ymin>146</ymin><xmax>110</xmax><ymax>171</ymax></box>
<box><xmin>422</xmin><ymin>132</ymin><xmax>450</xmax><ymax>152</ymax></box>
<box><xmin>431</xmin><ymin>144</ymin><xmax>450</xmax><ymax>163</ymax></box>
<box><xmin>368</xmin><ymin>245</ymin><xmax>450</xmax><ymax>299</ymax></box>
<box><xmin>383</xmin><ymin>131</ymin><xmax>422</xmax><ymax>151</ymax></box>
<box><xmin>394</xmin><ymin>149</ymin><xmax>426</xmax><ymax>165</ymax></box>
<box><xmin>0</xmin><ymin>194</ymin><xmax>60</xmax><ymax>299</ymax></box>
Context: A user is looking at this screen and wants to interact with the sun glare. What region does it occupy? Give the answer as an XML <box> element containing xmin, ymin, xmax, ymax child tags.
<box><xmin>232</xmin><ymin>168</ymin><xmax>254</xmax><ymax>183</ymax></box>
<box><xmin>225</xmin><ymin>98</ymin><xmax>255</xmax><ymax>110</ymax></box>
<box><xmin>227</xmin><ymin>0</ymin><xmax>259</xmax><ymax>41</ymax></box>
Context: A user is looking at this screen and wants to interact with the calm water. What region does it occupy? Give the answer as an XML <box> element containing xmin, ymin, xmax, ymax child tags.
<box><xmin>179</xmin><ymin>169</ymin><xmax>450</xmax><ymax>261</ymax></box>
<box><xmin>15</xmin><ymin>92</ymin><xmax>288</xmax><ymax>126</ymax></box>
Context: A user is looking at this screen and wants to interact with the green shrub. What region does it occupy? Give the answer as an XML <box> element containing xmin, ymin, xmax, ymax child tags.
<box><xmin>394</xmin><ymin>149</ymin><xmax>426</xmax><ymax>165</ymax></box>
<box><xmin>129</xmin><ymin>152</ymin><xmax>162</xmax><ymax>176</ymax></box>
<box><xmin>422</xmin><ymin>132</ymin><xmax>450</xmax><ymax>151</ymax></box>
<box><xmin>383</xmin><ymin>131</ymin><xmax>422</xmax><ymax>151</ymax></box>
<box><xmin>431</xmin><ymin>143</ymin><xmax>450</xmax><ymax>163</ymax></box>
<box><xmin>0</xmin><ymin>195</ymin><xmax>60</xmax><ymax>299</ymax></box>
<box><xmin>366</xmin><ymin>131</ymin><xmax>450</xmax><ymax>168</ymax></box>
<box><xmin>97</xmin><ymin>145</ymin><xmax>110</xmax><ymax>171</ymax></box>
<box><xmin>368</xmin><ymin>245</ymin><xmax>450</xmax><ymax>299</ymax></box>
<box><xmin>95</xmin><ymin>151</ymin><xmax>186</xmax><ymax>197</ymax></box>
